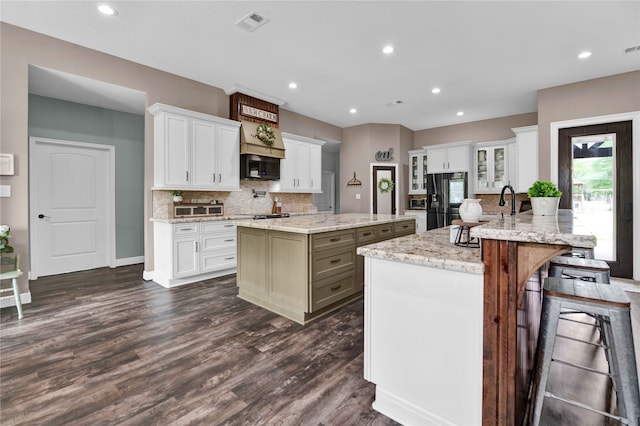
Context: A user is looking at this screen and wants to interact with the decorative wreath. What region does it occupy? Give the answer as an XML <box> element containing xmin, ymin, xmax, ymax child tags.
<box><xmin>254</xmin><ymin>124</ymin><xmax>276</xmax><ymax>147</ymax></box>
<box><xmin>377</xmin><ymin>177</ymin><xmax>394</xmax><ymax>194</ymax></box>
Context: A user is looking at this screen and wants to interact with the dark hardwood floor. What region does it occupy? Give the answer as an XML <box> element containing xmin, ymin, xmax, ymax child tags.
<box><xmin>0</xmin><ymin>265</ymin><xmax>397</xmax><ymax>425</ymax></box>
<box><xmin>2</xmin><ymin>265</ymin><xmax>639</xmax><ymax>425</ymax></box>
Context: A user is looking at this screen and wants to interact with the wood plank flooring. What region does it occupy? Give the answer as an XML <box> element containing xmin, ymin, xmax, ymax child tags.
<box><xmin>0</xmin><ymin>265</ymin><xmax>396</xmax><ymax>425</ymax></box>
<box><xmin>1</xmin><ymin>265</ymin><xmax>639</xmax><ymax>425</ymax></box>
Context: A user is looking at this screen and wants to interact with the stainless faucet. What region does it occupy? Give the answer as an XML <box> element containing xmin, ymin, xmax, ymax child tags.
<box><xmin>499</xmin><ymin>184</ymin><xmax>516</xmax><ymax>216</ymax></box>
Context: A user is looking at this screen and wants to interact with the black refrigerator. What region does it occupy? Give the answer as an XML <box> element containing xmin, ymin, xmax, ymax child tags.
<box><xmin>426</xmin><ymin>172</ymin><xmax>468</xmax><ymax>230</ymax></box>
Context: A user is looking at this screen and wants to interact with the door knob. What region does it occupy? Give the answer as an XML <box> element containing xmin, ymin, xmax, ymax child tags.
<box><xmin>38</xmin><ymin>214</ymin><xmax>50</xmax><ymax>219</ymax></box>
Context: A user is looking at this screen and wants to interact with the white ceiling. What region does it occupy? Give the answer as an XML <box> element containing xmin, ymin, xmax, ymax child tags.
<box><xmin>3</xmin><ymin>1</ymin><xmax>639</xmax><ymax>131</ymax></box>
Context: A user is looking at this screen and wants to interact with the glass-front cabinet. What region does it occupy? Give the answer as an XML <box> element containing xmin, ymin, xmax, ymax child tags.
<box><xmin>475</xmin><ymin>140</ymin><xmax>513</xmax><ymax>193</ymax></box>
<box><xmin>408</xmin><ymin>149</ymin><xmax>428</xmax><ymax>194</ymax></box>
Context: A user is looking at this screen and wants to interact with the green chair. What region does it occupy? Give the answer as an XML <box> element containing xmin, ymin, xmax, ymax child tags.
<box><xmin>0</xmin><ymin>254</ymin><xmax>24</xmax><ymax>319</ymax></box>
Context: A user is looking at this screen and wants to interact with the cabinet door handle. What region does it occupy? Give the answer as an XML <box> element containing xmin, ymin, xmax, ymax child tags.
<box><xmin>194</xmin><ymin>241</ymin><xmax>199</xmax><ymax>252</ymax></box>
<box><xmin>362</xmin><ymin>232</ymin><xmax>372</xmax><ymax>237</ymax></box>
<box><xmin>212</xmin><ymin>173</ymin><xmax>216</xmax><ymax>182</ymax></box>
<box><xmin>224</xmin><ymin>224</ymin><xmax>234</xmax><ymax>228</ymax></box>
<box><xmin>186</xmin><ymin>171</ymin><xmax>189</xmax><ymax>182</ymax></box>
<box><xmin>310</xmin><ymin>179</ymin><xmax>313</xmax><ymax>187</ymax></box>
<box><xmin>225</xmin><ymin>257</ymin><xmax>235</xmax><ymax>261</ymax></box>
<box><xmin>329</xmin><ymin>237</ymin><xmax>341</xmax><ymax>242</ymax></box>
<box><xmin>330</xmin><ymin>285</ymin><xmax>342</xmax><ymax>291</ymax></box>
<box><xmin>224</xmin><ymin>239</ymin><xmax>234</xmax><ymax>242</ymax></box>
<box><xmin>381</xmin><ymin>229</ymin><xmax>390</xmax><ymax>233</ymax></box>
<box><xmin>219</xmin><ymin>173</ymin><xmax>222</xmax><ymax>183</ymax></box>
<box><xmin>179</xmin><ymin>227</ymin><xmax>192</xmax><ymax>232</ymax></box>
<box><xmin>448</xmin><ymin>162</ymin><xmax>450</xmax><ymax>169</ymax></box>
<box><xmin>443</xmin><ymin>162</ymin><xmax>445</xmax><ymax>169</ymax></box>
<box><xmin>330</xmin><ymin>258</ymin><xmax>341</xmax><ymax>264</ymax></box>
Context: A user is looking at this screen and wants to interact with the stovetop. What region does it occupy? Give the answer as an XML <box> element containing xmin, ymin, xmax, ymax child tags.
<box><xmin>252</xmin><ymin>213</ymin><xmax>291</xmax><ymax>220</ymax></box>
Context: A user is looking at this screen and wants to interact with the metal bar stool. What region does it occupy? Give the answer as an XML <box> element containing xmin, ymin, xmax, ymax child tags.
<box><xmin>562</xmin><ymin>246</ymin><xmax>595</xmax><ymax>259</ymax></box>
<box><xmin>531</xmin><ymin>277</ymin><xmax>640</xmax><ymax>425</ymax></box>
<box><xmin>549</xmin><ymin>256</ymin><xmax>610</xmax><ymax>283</ymax></box>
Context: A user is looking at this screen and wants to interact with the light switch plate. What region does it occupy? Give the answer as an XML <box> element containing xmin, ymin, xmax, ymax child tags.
<box><xmin>355</xmin><ymin>193</ymin><xmax>361</xmax><ymax>200</ymax></box>
<box><xmin>0</xmin><ymin>185</ymin><xmax>11</xmax><ymax>197</ymax></box>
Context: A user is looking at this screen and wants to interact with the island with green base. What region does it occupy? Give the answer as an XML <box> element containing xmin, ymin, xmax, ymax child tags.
<box><xmin>235</xmin><ymin>213</ymin><xmax>416</xmax><ymax>325</ymax></box>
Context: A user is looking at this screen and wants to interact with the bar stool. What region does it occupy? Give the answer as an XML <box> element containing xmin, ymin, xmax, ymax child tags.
<box><xmin>549</xmin><ymin>256</ymin><xmax>610</xmax><ymax>283</ymax></box>
<box><xmin>0</xmin><ymin>254</ymin><xmax>23</xmax><ymax>319</ymax></box>
<box><xmin>531</xmin><ymin>277</ymin><xmax>640</xmax><ymax>425</ymax></box>
<box><xmin>562</xmin><ymin>246</ymin><xmax>595</xmax><ymax>259</ymax></box>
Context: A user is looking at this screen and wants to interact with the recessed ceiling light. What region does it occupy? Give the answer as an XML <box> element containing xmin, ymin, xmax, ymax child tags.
<box><xmin>432</xmin><ymin>87</ymin><xmax>441</xmax><ymax>94</ymax></box>
<box><xmin>382</xmin><ymin>45</ymin><xmax>394</xmax><ymax>54</ymax></box>
<box><xmin>456</xmin><ymin>111</ymin><xmax>464</xmax><ymax>116</ymax></box>
<box><xmin>98</xmin><ymin>4</ymin><xmax>118</xmax><ymax>16</ymax></box>
<box><xmin>288</xmin><ymin>82</ymin><xmax>298</xmax><ymax>89</ymax></box>
<box><xmin>578</xmin><ymin>51</ymin><xmax>592</xmax><ymax>59</ymax></box>
<box><xmin>349</xmin><ymin>108</ymin><xmax>357</xmax><ymax>114</ymax></box>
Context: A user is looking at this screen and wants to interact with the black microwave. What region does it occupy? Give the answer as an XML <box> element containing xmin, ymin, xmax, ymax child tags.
<box><xmin>241</xmin><ymin>154</ymin><xmax>280</xmax><ymax>181</ymax></box>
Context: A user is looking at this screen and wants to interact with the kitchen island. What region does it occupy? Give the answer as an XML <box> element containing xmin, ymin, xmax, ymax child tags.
<box><xmin>357</xmin><ymin>210</ymin><xmax>595</xmax><ymax>425</ymax></box>
<box><xmin>235</xmin><ymin>214</ymin><xmax>416</xmax><ymax>325</ymax></box>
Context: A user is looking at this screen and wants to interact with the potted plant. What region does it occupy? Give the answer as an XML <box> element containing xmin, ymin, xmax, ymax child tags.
<box><xmin>527</xmin><ymin>181</ymin><xmax>562</xmax><ymax>216</ymax></box>
<box><xmin>0</xmin><ymin>225</ymin><xmax>16</xmax><ymax>273</ymax></box>
<box><xmin>172</xmin><ymin>190</ymin><xmax>184</xmax><ymax>203</ymax></box>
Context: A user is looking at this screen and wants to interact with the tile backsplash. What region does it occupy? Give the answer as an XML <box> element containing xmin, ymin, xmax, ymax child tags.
<box><xmin>475</xmin><ymin>193</ymin><xmax>530</xmax><ymax>215</ymax></box>
<box><xmin>152</xmin><ymin>181</ymin><xmax>317</xmax><ymax>219</ymax></box>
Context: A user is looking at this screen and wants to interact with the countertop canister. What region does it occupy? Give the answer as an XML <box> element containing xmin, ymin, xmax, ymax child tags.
<box><xmin>459</xmin><ymin>199</ymin><xmax>483</xmax><ymax>222</ymax></box>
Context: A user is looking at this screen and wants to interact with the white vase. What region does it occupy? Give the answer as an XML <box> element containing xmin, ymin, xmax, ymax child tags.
<box><xmin>530</xmin><ymin>197</ymin><xmax>560</xmax><ymax>216</ymax></box>
<box><xmin>459</xmin><ymin>198</ymin><xmax>483</xmax><ymax>222</ymax></box>
<box><xmin>173</xmin><ymin>195</ymin><xmax>183</xmax><ymax>203</ymax></box>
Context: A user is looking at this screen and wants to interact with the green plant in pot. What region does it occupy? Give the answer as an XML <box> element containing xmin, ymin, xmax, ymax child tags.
<box><xmin>527</xmin><ymin>181</ymin><xmax>562</xmax><ymax>216</ymax></box>
<box><xmin>0</xmin><ymin>225</ymin><xmax>17</xmax><ymax>272</ymax></box>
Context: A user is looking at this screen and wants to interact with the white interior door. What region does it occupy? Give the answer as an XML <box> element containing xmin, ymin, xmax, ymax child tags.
<box><xmin>30</xmin><ymin>137</ymin><xmax>115</xmax><ymax>278</ymax></box>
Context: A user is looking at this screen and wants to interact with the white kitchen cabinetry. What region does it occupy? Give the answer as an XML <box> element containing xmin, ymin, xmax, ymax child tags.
<box><xmin>403</xmin><ymin>210</ymin><xmax>426</xmax><ymax>233</ymax></box>
<box><xmin>270</xmin><ymin>133</ymin><xmax>325</xmax><ymax>193</ymax></box>
<box><xmin>474</xmin><ymin>140</ymin><xmax>514</xmax><ymax>193</ymax></box>
<box><xmin>153</xmin><ymin>220</ymin><xmax>238</xmax><ymax>288</ymax></box>
<box><xmin>408</xmin><ymin>149</ymin><xmax>428</xmax><ymax>194</ymax></box>
<box><xmin>511</xmin><ymin>125</ymin><xmax>539</xmax><ymax>193</ymax></box>
<box><xmin>149</xmin><ymin>103</ymin><xmax>241</xmax><ymax>191</ymax></box>
<box><xmin>425</xmin><ymin>142</ymin><xmax>471</xmax><ymax>173</ymax></box>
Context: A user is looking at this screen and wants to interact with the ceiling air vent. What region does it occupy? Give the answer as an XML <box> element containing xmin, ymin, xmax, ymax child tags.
<box><xmin>235</xmin><ymin>11</ymin><xmax>270</xmax><ymax>32</ymax></box>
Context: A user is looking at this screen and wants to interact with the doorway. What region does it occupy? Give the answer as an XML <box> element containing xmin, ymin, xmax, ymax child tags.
<box><xmin>29</xmin><ymin>137</ymin><xmax>115</xmax><ymax>279</ymax></box>
<box><xmin>313</xmin><ymin>171</ymin><xmax>335</xmax><ymax>213</ymax></box>
<box><xmin>558</xmin><ymin>121</ymin><xmax>633</xmax><ymax>278</ymax></box>
<box><xmin>371</xmin><ymin>164</ymin><xmax>397</xmax><ymax>214</ymax></box>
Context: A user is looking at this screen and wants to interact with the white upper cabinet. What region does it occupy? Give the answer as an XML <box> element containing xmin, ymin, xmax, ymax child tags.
<box><xmin>270</xmin><ymin>133</ymin><xmax>325</xmax><ymax>193</ymax></box>
<box><xmin>408</xmin><ymin>149</ymin><xmax>428</xmax><ymax>194</ymax></box>
<box><xmin>474</xmin><ymin>139</ymin><xmax>514</xmax><ymax>194</ymax></box>
<box><xmin>425</xmin><ymin>142</ymin><xmax>471</xmax><ymax>173</ymax></box>
<box><xmin>149</xmin><ymin>103</ymin><xmax>241</xmax><ymax>190</ymax></box>
<box><xmin>511</xmin><ymin>125</ymin><xmax>539</xmax><ymax>193</ymax></box>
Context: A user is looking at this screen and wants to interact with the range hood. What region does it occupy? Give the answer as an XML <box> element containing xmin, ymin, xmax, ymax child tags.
<box><xmin>239</xmin><ymin>121</ymin><xmax>285</xmax><ymax>159</ymax></box>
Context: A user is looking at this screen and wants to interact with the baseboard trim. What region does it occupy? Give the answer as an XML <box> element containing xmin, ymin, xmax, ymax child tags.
<box><xmin>142</xmin><ymin>270</ymin><xmax>154</xmax><ymax>281</ymax></box>
<box><xmin>372</xmin><ymin>387</ymin><xmax>457</xmax><ymax>426</ymax></box>
<box><xmin>0</xmin><ymin>291</ymin><xmax>32</xmax><ymax>308</ymax></box>
<box><xmin>114</xmin><ymin>256</ymin><xmax>144</xmax><ymax>267</ymax></box>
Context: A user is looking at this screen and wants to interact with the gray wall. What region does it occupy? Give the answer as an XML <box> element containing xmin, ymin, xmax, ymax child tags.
<box><xmin>321</xmin><ymin>150</ymin><xmax>341</xmax><ymax>213</ymax></box>
<box><xmin>28</xmin><ymin>94</ymin><xmax>144</xmax><ymax>260</ymax></box>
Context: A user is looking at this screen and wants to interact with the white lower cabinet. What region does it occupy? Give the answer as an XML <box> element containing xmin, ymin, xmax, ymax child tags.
<box><xmin>153</xmin><ymin>220</ymin><xmax>238</xmax><ymax>287</ymax></box>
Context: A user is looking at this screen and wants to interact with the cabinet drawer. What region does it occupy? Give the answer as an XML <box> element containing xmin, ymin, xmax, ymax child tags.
<box><xmin>311</xmin><ymin>229</ymin><xmax>356</xmax><ymax>252</ymax></box>
<box><xmin>394</xmin><ymin>220</ymin><xmax>416</xmax><ymax>236</ymax></box>
<box><xmin>376</xmin><ymin>224</ymin><xmax>394</xmax><ymax>239</ymax></box>
<box><xmin>310</xmin><ymin>271</ymin><xmax>356</xmax><ymax>312</ymax></box>
<box><xmin>173</xmin><ymin>224</ymin><xmax>198</xmax><ymax>235</ymax></box>
<box><xmin>357</xmin><ymin>226</ymin><xmax>378</xmax><ymax>244</ymax></box>
<box><xmin>311</xmin><ymin>247</ymin><xmax>356</xmax><ymax>282</ymax></box>
<box><xmin>200</xmin><ymin>221</ymin><xmax>235</xmax><ymax>234</ymax></box>
<box><xmin>201</xmin><ymin>234</ymin><xmax>236</xmax><ymax>251</ymax></box>
<box><xmin>200</xmin><ymin>251</ymin><xmax>236</xmax><ymax>273</ymax></box>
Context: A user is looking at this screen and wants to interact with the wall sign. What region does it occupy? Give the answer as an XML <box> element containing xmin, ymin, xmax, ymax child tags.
<box><xmin>375</xmin><ymin>148</ymin><xmax>394</xmax><ymax>161</ymax></box>
<box><xmin>240</xmin><ymin>104</ymin><xmax>278</xmax><ymax>123</ymax></box>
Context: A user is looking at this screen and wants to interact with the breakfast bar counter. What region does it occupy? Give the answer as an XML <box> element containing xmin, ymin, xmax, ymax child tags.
<box><xmin>357</xmin><ymin>210</ymin><xmax>595</xmax><ymax>425</ymax></box>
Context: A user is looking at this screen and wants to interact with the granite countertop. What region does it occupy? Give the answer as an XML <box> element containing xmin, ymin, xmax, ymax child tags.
<box><xmin>234</xmin><ymin>213</ymin><xmax>416</xmax><ymax>234</ymax></box>
<box><xmin>470</xmin><ymin>209</ymin><xmax>596</xmax><ymax>248</ymax></box>
<box><xmin>357</xmin><ymin>227</ymin><xmax>484</xmax><ymax>274</ymax></box>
